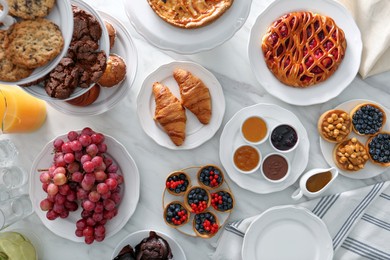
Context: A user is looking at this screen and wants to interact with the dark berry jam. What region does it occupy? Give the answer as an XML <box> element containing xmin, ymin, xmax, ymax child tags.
<box><xmin>352</xmin><ymin>104</ymin><xmax>384</xmax><ymax>135</ymax></box>
<box><xmin>368</xmin><ymin>133</ymin><xmax>390</xmax><ymax>164</ymax></box>
<box><xmin>270</xmin><ymin>124</ymin><xmax>298</xmax><ymax>151</ymax></box>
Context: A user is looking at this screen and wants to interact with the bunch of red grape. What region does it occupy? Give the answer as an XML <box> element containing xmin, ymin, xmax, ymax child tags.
<box><xmin>39</xmin><ymin>127</ymin><xmax>124</xmax><ymax>244</ymax></box>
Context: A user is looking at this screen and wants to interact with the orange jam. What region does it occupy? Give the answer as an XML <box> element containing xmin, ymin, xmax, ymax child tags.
<box><xmin>242</xmin><ymin>116</ymin><xmax>267</xmax><ymax>143</ymax></box>
<box><xmin>306</xmin><ymin>171</ymin><xmax>332</xmax><ymax>193</ymax></box>
<box><xmin>233</xmin><ymin>145</ymin><xmax>260</xmax><ymax>172</ymax></box>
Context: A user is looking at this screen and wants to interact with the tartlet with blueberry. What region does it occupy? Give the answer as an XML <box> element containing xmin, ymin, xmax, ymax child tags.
<box><xmin>165</xmin><ymin>171</ymin><xmax>191</xmax><ymax>196</ymax></box>
<box><xmin>164</xmin><ymin>201</ymin><xmax>190</xmax><ymax>228</ymax></box>
<box><xmin>211</xmin><ymin>190</ymin><xmax>234</xmax><ymax>212</ymax></box>
<box><xmin>366</xmin><ymin>132</ymin><xmax>390</xmax><ymax>167</ymax></box>
<box><xmin>197</xmin><ymin>165</ymin><xmax>224</xmax><ymax>189</ymax></box>
<box><xmin>351</xmin><ymin>103</ymin><xmax>386</xmax><ymax>136</ymax></box>
<box><xmin>184</xmin><ymin>186</ymin><xmax>211</xmax><ymax>214</ymax></box>
<box><xmin>193</xmin><ymin>211</ymin><xmax>219</xmax><ymax>238</ymax></box>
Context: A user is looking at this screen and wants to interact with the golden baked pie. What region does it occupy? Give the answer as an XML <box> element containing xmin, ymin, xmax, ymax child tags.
<box><xmin>318</xmin><ymin>109</ymin><xmax>351</xmax><ymax>143</ymax></box>
<box><xmin>333</xmin><ymin>138</ymin><xmax>368</xmax><ymax>172</ymax></box>
<box><xmin>146</xmin><ymin>0</ymin><xmax>234</xmax><ymax>29</ymax></box>
<box><xmin>262</xmin><ymin>11</ymin><xmax>347</xmax><ymax>88</ymax></box>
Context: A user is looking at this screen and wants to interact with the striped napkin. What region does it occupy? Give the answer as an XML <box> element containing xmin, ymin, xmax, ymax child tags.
<box><xmin>210</xmin><ymin>181</ymin><xmax>390</xmax><ymax>260</ymax></box>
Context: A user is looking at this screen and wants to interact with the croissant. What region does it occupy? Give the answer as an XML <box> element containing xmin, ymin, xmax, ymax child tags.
<box><xmin>173</xmin><ymin>68</ymin><xmax>212</xmax><ymax>124</ymax></box>
<box><xmin>153</xmin><ymin>82</ymin><xmax>187</xmax><ymax>146</ymax></box>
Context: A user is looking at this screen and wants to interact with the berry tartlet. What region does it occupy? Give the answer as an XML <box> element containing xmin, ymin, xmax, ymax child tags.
<box><xmin>184</xmin><ymin>186</ymin><xmax>210</xmax><ymax>214</ymax></box>
<box><xmin>197</xmin><ymin>165</ymin><xmax>224</xmax><ymax>189</ymax></box>
<box><xmin>351</xmin><ymin>103</ymin><xmax>386</xmax><ymax>136</ymax></box>
<box><xmin>164</xmin><ymin>201</ymin><xmax>190</xmax><ymax>228</ymax></box>
<box><xmin>318</xmin><ymin>109</ymin><xmax>352</xmax><ymax>143</ymax></box>
<box><xmin>193</xmin><ymin>212</ymin><xmax>219</xmax><ymax>238</ymax></box>
<box><xmin>211</xmin><ymin>190</ymin><xmax>234</xmax><ymax>212</ymax></box>
<box><xmin>165</xmin><ymin>171</ymin><xmax>191</xmax><ymax>196</ymax></box>
<box><xmin>333</xmin><ymin>138</ymin><xmax>369</xmax><ymax>171</ymax></box>
<box><xmin>366</xmin><ymin>132</ymin><xmax>390</xmax><ymax>167</ymax></box>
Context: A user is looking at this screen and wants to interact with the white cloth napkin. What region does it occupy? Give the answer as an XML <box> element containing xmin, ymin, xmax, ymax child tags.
<box><xmin>336</xmin><ymin>0</ymin><xmax>390</xmax><ymax>78</ymax></box>
<box><xmin>210</xmin><ymin>181</ymin><xmax>390</xmax><ymax>260</ymax></box>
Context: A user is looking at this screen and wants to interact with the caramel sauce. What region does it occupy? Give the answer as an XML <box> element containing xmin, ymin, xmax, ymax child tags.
<box><xmin>233</xmin><ymin>145</ymin><xmax>260</xmax><ymax>172</ymax></box>
<box><xmin>306</xmin><ymin>171</ymin><xmax>332</xmax><ymax>193</ymax></box>
<box><xmin>242</xmin><ymin>117</ymin><xmax>267</xmax><ymax>143</ymax></box>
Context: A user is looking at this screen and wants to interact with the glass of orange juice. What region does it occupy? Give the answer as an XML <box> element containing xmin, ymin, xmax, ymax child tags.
<box><xmin>0</xmin><ymin>84</ymin><xmax>47</xmax><ymax>134</ymax></box>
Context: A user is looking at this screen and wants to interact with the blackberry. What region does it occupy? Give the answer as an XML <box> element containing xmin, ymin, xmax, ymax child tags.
<box><xmin>368</xmin><ymin>133</ymin><xmax>390</xmax><ymax>164</ymax></box>
<box><xmin>352</xmin><ymin>104</ymin><xmax>384</xmax><ymax>135</ymax></box>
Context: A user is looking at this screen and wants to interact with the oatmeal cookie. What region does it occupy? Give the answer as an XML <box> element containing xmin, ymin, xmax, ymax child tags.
<box><xmin>72</xmin><ymin>5</ymin><xmax>102</xmax><ymax>42</ymax></box>
<box><xmin>45</xmin><ymin>58</ymin><xmax>80</xmax><ymax>99</ymax></box>
<box><xmin>6</xmin><ymin>19</ymin><xmax>64</xmax><ymax>69</ymax></box>
<box><xmin>0</xmin><ymin>30</ymin><xmax>33</xmax><ymax>82</ymax></box>
<box><xmin>6</xmin><ymin>0</ymin><xmax>56</xmax><ymax>19</ymax></box>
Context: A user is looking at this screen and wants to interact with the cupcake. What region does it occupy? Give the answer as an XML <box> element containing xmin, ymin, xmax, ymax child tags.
<box><xmin>318</xmin><ymin>109</ymin><xmax>352</xmax><ymax>143</ymax></box>
<box><xmin>98</xmin><ymin>54</ymin><xmax>127</xmax><ymax>87</ymax></box>
<box><xmin>210</xmin><ymin>190</ymin><xmax>234</xmax><ymax>212</ymax></box>
<box><xmin>134</xmin><ymin>231</ymin><xmax>173</xmax><ymax>260</ymax></box>
<box><xmin>366</xmin><ymin>132</ymin><xmax>390</xmax><ymax>167</ymax></box>
<box><xmin>184</xmin><ymin>186</ymin><xmax>210</xmax><ymax>214</ymax></box>
<box><xmin>333</xmin><ymin>138</ymin><xmax>369</xmax><ymax>171</ymax></box>
<box><xmin>164</xmin><ymin>201</ymin><xmax>189</xmax><ymax>228</ymax></box>
<box><xmin>197</xmin><ymin>165</ymin><xmax>224</xmax><ymax>189</ymax></box>
<box><xmin>351</xmin><ymin>103</ymin><xmax>386</xmax><ymax>136</ymax></box>
<box><xmin>193</xmin><ymin>211</ymin><xmax>219</xmax><ymax>238</ymax></box>
<box><xmin>165</xmin><ymin>171</ymin><xmax>190</xmax><ymax>196</ymax></box>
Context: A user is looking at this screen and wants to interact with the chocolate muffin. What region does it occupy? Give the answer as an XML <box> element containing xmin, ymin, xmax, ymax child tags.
<box><xmin>134</xmin><ymin>231</ymin><xmax>173</xmax><ymax>260</ymax></box>
<box><xmin>98</xmin><ymin>54</ymin><xmax>126</xmax><ymax>87</ymax></box>
<box><xmin>113</xmin><ymin>245</ymin><xmax>135</xmax><ymax>260</ymax></box>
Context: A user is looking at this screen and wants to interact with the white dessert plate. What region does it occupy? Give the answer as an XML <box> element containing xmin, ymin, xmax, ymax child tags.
<box><xmin>248</xmin><ymin>0</ymin><xmax>362</xmax><ymax>106</ymax></box>
<box><xmin>123</xmin><ymin>0</ymin><xmax>252</xmax><ymax>54</ymax></box>
<box><xmin>219</xmin><ymin>103</ymin><xmax>310</xmax><ymax>194</ymax></box>
<box><xmin>21</xmin><ymin>0</ymin><xmax>110</xmax><ymax>101</ymax></box>
<box><xmin>29</xmin><ymin>132</ymin><xmax>140</xmax><ymax>242</ymax></box>
<box><xmin>162</xmin><ymin>166</ymin><xmax>232</xmax><ymax>237</ymax></box>
<box><xmin>111</xmin><ymin>230</ymin><xmax>187</xmax><ymax>260</ymax></box>
<box><xmin>47</xmin><ymin>11</ymin><xmax>138</xmax><ymax>116</ymax></box>
<box><xmin>242</xmin><ymin>205</ymin><xmax>333</xmax><ymax>260</ymax></box>
<box><xmin>137</xmin><ymin>61</ymin><xmax>225</xmax><ymax>150</ymax></box>
<box><xmin>320</xmin><ymin>99</ymin><xmax>390</xmax><ymax>179</ymax></box>
<box><xmin>0</xmin><ymin>0</ymin><xmax>73</xmax><ymax>86</ymax></box>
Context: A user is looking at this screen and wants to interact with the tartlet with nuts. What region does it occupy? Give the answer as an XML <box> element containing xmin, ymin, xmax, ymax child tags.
<box><xmin>333</xmin><ymin>137</ymin><xmax>369</xmax><ymax>171</ymax></box>
<box><xmin>318</xmin><ymin>109</ymin><xmax>352</xmax><ymax>143</ymax></box>
<box><xmin>351</xmin><ymin>103</ymin><xmax>386</xmax><ymax>136</ymax></box>
<box><xmin>366</xmin><ymin>132</ymin><xmax>390</xmax><ymax>167</ymax></box>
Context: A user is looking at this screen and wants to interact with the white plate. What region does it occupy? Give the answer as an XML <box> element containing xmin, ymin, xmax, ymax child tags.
<box><xmin>0</xmin><ymin>0</ymin><xmax>73</xmax><ymax>86</ymax></box>
<box><xmin>111</xmin><ymin>230</ymin><xmax>187</xmax><ymax>260</ymax></box>
<box><xmin>29</xmin><ymin>132</ymin><xmax>140</xmax><ymax>242</ymax></box>
<box><xmin>22</xmin><ymin>0</ymin><xmax>110</xmax><ymax>101</ymax></box>
<box><xmin>248</xmin><ymin>0</ymin><xmax>362</xmax><ymax>106</ymax></box>
<box><xmin>320</xmin><ymin>99</ymin><xmax>390</xmax><ymax>179</ymax></box>
<box><xmin>137</xmin><ymin>61</ymin><xmax>225</xmax><ymax>150</ymax></box>
<box><xmin>242</xmin><ymin>205</ymin><xmax>333</xmax><ymax>260</ymax></box>
<box><xmin>123</xmin><ymin>0</ymin><xmax>252</xmax><ymax>54</ymax></box>
<box><xmin>47</xmin><ymin>11</ymin><xmax>138</xmax><ymax>116</ymax></box>
<box><xmin>219</xmin><ymin>103</ymin><xmax>310</xmax><ymax>194</ymax></box>
<box><xmin>162</xmin><ymin>166</ymin><xmax>232</xmax><ymax>237</ymax></box>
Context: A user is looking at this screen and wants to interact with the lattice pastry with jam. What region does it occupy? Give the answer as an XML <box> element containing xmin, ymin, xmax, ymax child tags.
<box><xmin>146</xmin><ymin>0</ymin><xmax>233</xmax><ymax>29</ymax></box>
<box><xmin>262</xmin><ymin>12</ymin><xmax>347</xmax><ymax>88</ymax></box>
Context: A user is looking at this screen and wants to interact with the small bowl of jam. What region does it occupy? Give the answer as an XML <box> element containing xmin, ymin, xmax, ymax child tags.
<box><xmin>232</xmin><ymin>144</ymin><xmax>261</xmax><ymax>174</ymax></box>
<box><xmin>261</xmin><ymin>153</ymin><xmax>290</xmax><ymax>183</ymax></box>
<box><xmin>269</xmin><ymin>124</ymin><xmax>299</xmax><ymax>153</ymax></box>
<box><xmin>240</xmin><ymin>116</ymin><xmax>269</xmax><ymax>145</ymax></box>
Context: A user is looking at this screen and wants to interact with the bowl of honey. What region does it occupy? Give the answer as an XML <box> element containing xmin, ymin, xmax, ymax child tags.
<box><xmin>232</xmin><ymin>144</ymin><xmax>261</xmax><ymax>174</ymax></box>
<box><xmin>240</xmin><ymin>116</ymin><xmax>269</xmax><ymax>145</ymax></box>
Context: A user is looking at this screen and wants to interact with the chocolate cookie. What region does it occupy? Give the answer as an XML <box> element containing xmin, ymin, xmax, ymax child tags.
<box><xmin>0</xmin><ymin>30</ymin><xmax>33</xmax><ymax>82</ymax></box>
<box><xmin>45</xmin><ymin>58</ymin><xmax>80</xmax><ymax>99</ymax></box>
<box><xmin>72</xmin><ymin>5</ymin><xmax>102</xmax><ymax>43</ymax></box>
<box><xmin>7</xmin><ymin>0</ymin><xmax>55</xmax><ymax>19</ymax></box>
<box><xmin>6</xmin><ymin>19</ymin><xmax>64</xmax><ymax>69</ymax></box>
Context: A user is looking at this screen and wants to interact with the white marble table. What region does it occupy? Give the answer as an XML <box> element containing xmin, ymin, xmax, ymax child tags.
<box><xmin>4</xmin><ymin>0</ymin><xmax>390</xmax><ymax>259</ymax></box>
